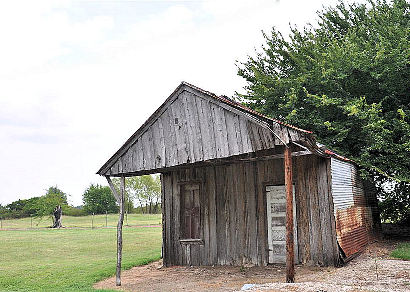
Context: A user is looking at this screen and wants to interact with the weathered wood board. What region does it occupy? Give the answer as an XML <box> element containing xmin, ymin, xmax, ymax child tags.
<box><xmin>98</xmin><ymin>84</ymin><xmax>305</xmax><ymax>176</ymax></box>
<box><xmin>162</xmin><ymin>156</ymin><xmax>339</xmax><ymax>267</ymax></box>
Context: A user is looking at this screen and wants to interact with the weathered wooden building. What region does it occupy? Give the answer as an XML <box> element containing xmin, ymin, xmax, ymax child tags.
<box><xmin>98</xmin><ymin>82</ymin><xmax>380</xmax><ymax>268</ymax></box>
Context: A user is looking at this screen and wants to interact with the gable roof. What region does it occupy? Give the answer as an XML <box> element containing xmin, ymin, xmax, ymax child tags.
<box><xmin>97</xmin><ymin>82</ymin><xmax>349</xmax><ymax>176</ymax></box>
<box><xmin>182</xmin><ymin>82</ymin><xmax>312</xmax><ymax>135</ymax></box>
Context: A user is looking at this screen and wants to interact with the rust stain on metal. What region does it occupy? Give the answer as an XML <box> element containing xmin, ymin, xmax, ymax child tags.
<box><xmin>331</xmin><ymin>157</ymin><xmax>377</xmax><ymax>260</ymax></box>
<box><xmin>335</xmin><ymin>207</ymin><xmax>374</xmax><ymax>258</ymax></box>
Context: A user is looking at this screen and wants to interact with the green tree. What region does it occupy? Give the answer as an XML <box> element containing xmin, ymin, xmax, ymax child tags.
<box><xmin>82</xmin><ymin>184</ymin><xmax>118</xmax><ymax>214</ymax></box>
<box><xmin>5</xmin><ymin>197</ymin><xmax>41</xmax><ymax>218</ymax></box>
<box><xmin>140</xmin><ymin>175</ymin><xmax>161</xmax><ymax>214</ymax></box>
<box><xmin>34</xmin><ymin>193</ymin><xmax>66</xmax><ymax>219</ymax></box>
<box><xmin>0</xmin><ymin>204</ymin><xmax>7</xmax><ymax>219</ymax></box>
<box><xmin>118</xmin><ymin>175</ymin><xmax>161</xmax><ymax>214</ymax></box>
<box><xmin>379</xmin><ymin>182</ymin><xmax>410</xmax><ymax>225</ymax></box>
<box><xmin>6</xmin><ymin>199</ymin><xmax>30</xmax><ymax>218</ymax></box>
<box><xmin>46</xmin><ymin>186</ymin><xmax>68</xmax><ymax>204</ymax></box>
<box><xmin>22</xmin><ymin>197</ymin><xmax>41</xmax><ymax>216</ymax></box>
<box><xmin>111</xmin><ymin>179</ymin><xmax>135</xmax><ymax>214</ymax></box>
<box><xmin>237</xmin><ymin>0</ymin><xmax>409</xmax><ymax>223</ymax></box>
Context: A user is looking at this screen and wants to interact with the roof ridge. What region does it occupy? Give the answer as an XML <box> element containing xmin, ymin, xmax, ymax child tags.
<box><xmin>181</xmin><ymin>81</ymin><xmax>312</xmax><ymax>134</ymax></box>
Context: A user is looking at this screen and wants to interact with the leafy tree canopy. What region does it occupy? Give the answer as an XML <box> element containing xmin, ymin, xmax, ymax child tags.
<box><xmin>126</xmin><ymin>175</ymin><xmax>161</xmax><ymax>213</ymax></box>
<box><xmin>125</xmin><ymin>175</ymin><xmax>160</xmax><ymax>203</ymax></box>
<box><xmin>34</xmin><ymin>193</ymin><xmax>67</xmax><ymax>219</ymax></box>
<box><xmin>0</xmin><ymin>204</ymin><xmax>6</xmax><ymax>217</ymax></box>
<box><xmin>237</xmin><ymin>0</ymin><xmax>409</xmax><ymax>223</ymax></box>
<box><xmin>82</xmin><ymin>184</ymin><xmax>118</xmax><ymax>214</ymax></box>
<box><xmin>113</xmin><ymin>175</ymin><xmax>161</xmax><ymax>214</ymax></box>
<box><xmin>46</xmin><ymin>186</ymin><xmax>68</xmax><ymax>205</ymax></box>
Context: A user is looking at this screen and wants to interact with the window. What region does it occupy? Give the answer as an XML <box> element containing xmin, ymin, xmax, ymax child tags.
<box><xmin>180</xmin><ymin>183</ymin><xmax>200</xmax><ymax>239</ymax></box>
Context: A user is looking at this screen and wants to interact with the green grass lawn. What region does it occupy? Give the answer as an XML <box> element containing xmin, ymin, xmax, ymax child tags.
<box><xmin>0</xmin><ymin>213</ymin><xmax>161</xmax><ymax>229</ymax></box>
<box><xmin>0</xmin><ymin>218</ymin><xmax>162</xmax><ymax>291</ymax></box>
<box><xmin>391</xmin><ymin>242</ymin><xmax>410</xmax><ymax>260</ymax></box>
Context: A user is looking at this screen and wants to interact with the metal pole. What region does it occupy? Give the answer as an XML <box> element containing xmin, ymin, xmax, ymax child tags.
<box><xmin>284</xmin><ymin>146</ymin><xmax>295</xmax><ymax>283</ymax></box>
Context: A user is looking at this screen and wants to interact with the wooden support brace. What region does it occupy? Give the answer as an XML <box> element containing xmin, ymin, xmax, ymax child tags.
<box><xmin>284</xmin><ymin>146</ymin><xmax>295</xmax><ymax>283</ymax></box>
<box><xmin>106</xmin><ymin>176</ymin><xmax>120</xmax><ymax>203</ymax></box>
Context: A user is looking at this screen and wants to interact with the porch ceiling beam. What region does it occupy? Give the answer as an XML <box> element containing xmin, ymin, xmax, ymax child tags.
<box><xmin>237</xmin><ymin>150</ymin><xmax>312</xmax><ymax>162</ymax></box>
<box><xmin>104</xmin><ymin>149</ymin><xmax>313</xmax><ymax>177</ymax></box>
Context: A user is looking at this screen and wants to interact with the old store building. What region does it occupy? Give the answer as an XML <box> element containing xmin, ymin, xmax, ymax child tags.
<box><xmin>98</xmin><ymin>82</ymin><xmax>380</xmax><ymax>268</ymax></box>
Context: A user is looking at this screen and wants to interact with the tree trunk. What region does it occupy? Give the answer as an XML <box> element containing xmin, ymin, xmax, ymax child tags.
<box><xmin>127</xmin><ymin>197</ymin><xmax>132</xmax><ymax>214</ymax></box>
<box><xmin>52</xmin><ymin>205</ymin><xmax>63</xmax><ymax>228</ymax></box>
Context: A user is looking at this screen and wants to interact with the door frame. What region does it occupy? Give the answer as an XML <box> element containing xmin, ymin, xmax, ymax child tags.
<box><xmin>265</xmin><ymin>184</ymin><xmax>298</xmax><ymax>264</ymax></box>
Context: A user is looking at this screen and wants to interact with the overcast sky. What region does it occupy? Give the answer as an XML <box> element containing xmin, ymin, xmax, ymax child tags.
<box><xmin>0</xmin><ymin>0</ymin><xmax>347</xmax><ymax>206</ymax></box>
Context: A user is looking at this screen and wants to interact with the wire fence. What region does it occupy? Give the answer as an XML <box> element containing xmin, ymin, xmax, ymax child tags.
<box><xmin>0</xmin><ymin>213</ymin><xmax>162</xmax><ymax>230</ymax></box>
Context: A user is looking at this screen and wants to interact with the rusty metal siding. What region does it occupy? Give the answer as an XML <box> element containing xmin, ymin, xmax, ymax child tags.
<box><xmin>330</xmin><ymin>158</ymin><xmax>374</xmax><ymax>259</ymax></box>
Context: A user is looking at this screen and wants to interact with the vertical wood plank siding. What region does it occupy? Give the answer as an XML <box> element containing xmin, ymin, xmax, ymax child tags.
<box><xmin>162</xmin><ymin>156</ymin><xmax>339</xmax><ymax>267</ymax></box>
<box><xmin>104</xmin><ymin>90</ymin><xmax>303</xmax><ymax>176</ymax></box>
<box><xmin>330</xmin><ymin>158</ymin><xmax>377</xmax><ymax>259</ymax></box>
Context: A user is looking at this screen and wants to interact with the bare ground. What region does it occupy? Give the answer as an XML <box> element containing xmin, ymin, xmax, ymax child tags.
<box><xmin>94</xmin><ymin>239</ymin><xmax>409</xmax><ymax>292</ymax></box>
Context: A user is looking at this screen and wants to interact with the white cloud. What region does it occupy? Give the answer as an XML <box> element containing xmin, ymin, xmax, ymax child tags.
<box><xmin>0</xmin><ymin>0</ymin><xmax>354</xmax><ymax>206</ymax></box>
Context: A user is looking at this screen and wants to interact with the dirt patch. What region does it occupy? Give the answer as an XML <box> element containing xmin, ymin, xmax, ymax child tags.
<box><xmin>94</xmin><ymin>262</ymin><xmax>294</xmax><ymax>292</ymax></box>
<box><xmin>94</xmin><ymin>240</ymin><xmax>410</xmax><ymax>292</ymax></box>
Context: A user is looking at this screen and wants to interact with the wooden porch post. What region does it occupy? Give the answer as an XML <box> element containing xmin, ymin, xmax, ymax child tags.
<box><xmin>106</xmin><ymin>176</ymin><xmax>125</xmax><ymax>286</ymax></box>
<box><xmin>284</xmin><ymin>146</ymin><xmax>295</xmax><ymax>283</ymax></box>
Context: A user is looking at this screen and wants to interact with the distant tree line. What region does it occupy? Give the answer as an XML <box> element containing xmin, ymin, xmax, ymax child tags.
<box><xmin>0</xmin><ymin>186</ymin><xmax>85</xmax><ymax>222</ymax></box>
<box><xmin>0</xmin><ymin>175</ymin><xmax>162</xmax><ymax>222</ymax></box>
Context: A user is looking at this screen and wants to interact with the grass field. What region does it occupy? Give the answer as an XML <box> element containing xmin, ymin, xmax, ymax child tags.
<box><xmin>0</xmin><ymin>215</ymin><xmax>162</xmax><ymax>292</ymax></box>
<box><xmin>391</xmin><ymin>242</ymin><xmax>410</xmax><ymax>260</ymax></box>
<box><xmin>0</xmin><ymin>213</ymin><xmax>162</xmax><ymax>229</ymax></box>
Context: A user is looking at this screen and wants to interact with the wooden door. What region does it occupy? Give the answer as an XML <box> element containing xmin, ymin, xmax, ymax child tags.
<box><xmin>181</xmin><ymin>183</ymin><xmax>200</xmax><ymax>239</ymax></box>
<box><xmin>266</xmin><ymin>185</ymin><xmax>298</xmax><ymax>263</ymax></box>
